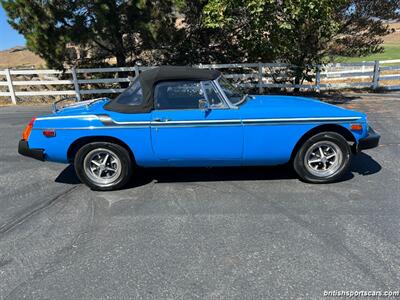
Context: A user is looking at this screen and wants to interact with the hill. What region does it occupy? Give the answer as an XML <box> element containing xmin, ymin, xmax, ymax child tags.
<box><xmin>340</xmin><ymin>22</ymin><xmax>400</xmax><ymax>62</ymax></box>
<box><xmin>0</xmin><ymin>47</ymin><xmax>45</xmax><ymax>69</ymax></box>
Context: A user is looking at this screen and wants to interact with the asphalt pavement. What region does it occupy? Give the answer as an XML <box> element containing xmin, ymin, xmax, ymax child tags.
<box><xmin>0</xmin><ymin>94</ymin><xmax>399</xmax><ymax>299</ymax></box>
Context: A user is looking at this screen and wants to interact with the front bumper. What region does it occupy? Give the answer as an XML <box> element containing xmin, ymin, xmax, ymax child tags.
<box><xmin>357</xmin><ymin>126</ymin><xmax>380</xmax><ymax>151</ymax></box>
<box><xmin>18</xmin><ymin>140</ymin><xmax>45</xmax><ymax>161</ymax></box>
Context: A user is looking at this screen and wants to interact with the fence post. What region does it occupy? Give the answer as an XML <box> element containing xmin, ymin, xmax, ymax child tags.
<box><xmin>372</xmin><ymin>60</ymin><xmax>380</xmax><ymax>90</ymax></box>
<box><xmin>315</xmin><ymin>66</ymin><xmax>321</xmax><ymax>93</ymax></box>
<box><xmin>134</xmin><ymin>65</ymin><xmax>139</xmax><ymax>78</ymax></box>
<box><xmin>71</xmin><ymin>67</ymin><xmax>81</xmax><ymax>101</ymax></box>
<box><xmin>258</xmin><ymin>62</ymin><xmax>264</xmax><ymax>94</ymax></box>
<box><xmin>5</xmin><ymin>68</ymin><xmax>16</xmax><ymax>105</ymax></box>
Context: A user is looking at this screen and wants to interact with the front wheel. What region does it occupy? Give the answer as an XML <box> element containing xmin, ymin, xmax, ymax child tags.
<box><xmin>74</xmin><ymin>142</ymin><xmax>132</xmax><ymax>191</ymax></box>
<box><xmin>293</xmin><ymin>132</ymin><xmax>351</xmax><ymax>183</ymax></box>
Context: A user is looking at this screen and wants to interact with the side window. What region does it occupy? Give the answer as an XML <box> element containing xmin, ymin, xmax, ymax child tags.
<box><xmin>115</xmin><ymin>79</ymin><xmax>143</xmax><ymax>106</ymax></box>
<box><xmin>202</xmin><ymin>81</ymin><xmax>225</xmax><ymax>108</ymax></box>
<box><xmin>155</xmin><ymin>81</ymin><xmax>203</xmax><ymax>110</ymax></box>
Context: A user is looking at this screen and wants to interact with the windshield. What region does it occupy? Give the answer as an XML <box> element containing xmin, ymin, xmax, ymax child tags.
<box><xmin>218</xmin><ymin>76</ymin><xmax>246</xmax><ymax>105</ymax></box>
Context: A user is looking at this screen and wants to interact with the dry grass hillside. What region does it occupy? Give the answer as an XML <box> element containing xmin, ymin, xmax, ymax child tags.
<box><xmin>340</xmin><ymin>22</ymin><xmax>400</xmax><ymax>62</ymax></box>
<box><xmin>384</xmin><ymin>22</ymin><xmax>400</xmax><ymax>43</ymax></box>
<box><xmin>0</xmin><ymin>46</ymin><xmax>45</xmax><ymax>69</ymax></box>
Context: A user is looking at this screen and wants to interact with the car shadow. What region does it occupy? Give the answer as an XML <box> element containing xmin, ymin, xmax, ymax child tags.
<box><xmin>317</xmin><ymin>93</ymin><xmax>362</xmax><ymax>105</ymax></box>
<box><xmin>135</xmin><ymin>164</ymin><xmax>297</xmax><ymax>186</ymax></box>
<box><xmin>55</xmin><ymin>164</ymin><xmax>81</xmax><ymax>184</ymax></box>
<box><xmin>349</xmin><ymin>152</ymin><xmax>382</xmax><ymax>176</ymax></box>
<box><xmin>55</xmin><ymin>152</ymin><xmax>382</xmax><ymax>189</ymax></box>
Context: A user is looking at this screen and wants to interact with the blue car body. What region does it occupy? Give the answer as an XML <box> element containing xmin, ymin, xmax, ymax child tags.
<box><xmin>19</xmin><ymin>66</ymin><xmax>380</xmax><ymax>191</ymax></box>
<box><xmin>27</xmin><ymin>95</ymin><xmax>367</xmax><ymax>167</ymax></box>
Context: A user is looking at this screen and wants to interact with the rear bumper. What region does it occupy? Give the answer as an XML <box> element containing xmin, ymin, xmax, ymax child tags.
<box><xmin>18</xmin><ymin>140</ymin><xmax>45</xmax><ymax>161</ymax></box>
<box><xmin>357</xmin><ymin>126</ymin><xmax>380</xmax><ymax>151</ymax></box>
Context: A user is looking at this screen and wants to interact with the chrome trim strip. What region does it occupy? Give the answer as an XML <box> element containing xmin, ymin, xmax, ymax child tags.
<box><xmin>36</xmin><ymin>115</ymin><xmax>360</xmax><ymax>124</ymax></box>
<box><xmin>108</xmin><ymin>121</ymin><xmax>151</xmax><ymax>125</ymax></box>
<box><xmin>155</xmin><ymin>119</ymin><xmax>239</xmax><ymax>125</ymax></box>
<box><xmin>152</xmin><ymin>119</ymin><xmax>360</xmax><ymax>127</ymax></box>
<box><xmin>243</xmin><ymin>116</ymin><xmax>361</xmax><ymax>123</ymax></box>
<box><xmin>33</xmin><ymin>126</ymin><xmax>149</xmax><ymax>130</ymax></box>
<box><xmin>118</xmin><ymin>117</ymin><xmax>360</xmax><ymax>126</ymax></box>
<box><xmin>151</xmin><ymin>123</ymin><xmax>240</xmax><ymax>128</ymax></box>
<box><xmin>98</xmin><ymin>114</ymin><xmax>150</xmax><ymax>126</ymax></box>
<box><xmin>37</xmin><ymin>112</ymin><xmax>361</xmax><ymax>125</ymax></box>
<box><xmin>36</xmin><ymin>115</ymin><xmax>99</xmax><ymax>121</ymax></box>
<box><xmin>33</xmin><ymin>116</ymin><xmax>362</xmax><ymax>131</ymax></box>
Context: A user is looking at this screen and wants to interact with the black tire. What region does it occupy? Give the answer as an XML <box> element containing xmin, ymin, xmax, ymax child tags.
<box><xmin>293</xmin><ymin>132</ymin><xmax>351</xmax><ymax>183</ymax></box>
<box><xmin>74</xmin><ymin>142</ymin><xmax>132</xmax><ymax>191</ymax></box>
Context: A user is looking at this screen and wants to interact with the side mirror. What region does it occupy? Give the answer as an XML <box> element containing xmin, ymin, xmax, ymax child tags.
<box><xmin>198</xmin><ymin>99</ymin><xmax>210</xmax><ymax>110</ymax></box>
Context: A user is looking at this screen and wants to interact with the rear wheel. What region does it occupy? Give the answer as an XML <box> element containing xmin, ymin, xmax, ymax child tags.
<box><xmin>74</xmin><ymin>142</ymin><xmax>132</xmax><ymax>191</ymax></box>
<box><xmin>293</xmin><ymin>132</ymin><xmax>351</xmax><ymax>183</ymax></box>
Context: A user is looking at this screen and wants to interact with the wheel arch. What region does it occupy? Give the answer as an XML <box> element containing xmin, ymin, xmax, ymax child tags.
<box><xmin>67</xmin><ymin>136</ymin><xmax>135</xmax><ymax>163</ymax></box>
<box><xmin>290</xmin><ymin>124</ymin><xmax>356</xmax><ymax>162</ymax></box>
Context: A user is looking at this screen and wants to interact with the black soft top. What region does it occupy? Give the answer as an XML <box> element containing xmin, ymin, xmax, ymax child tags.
<box><xmin>104</xmin><ymin>66</ymin><xmax>221</xmax><ymax>113</ymax></box>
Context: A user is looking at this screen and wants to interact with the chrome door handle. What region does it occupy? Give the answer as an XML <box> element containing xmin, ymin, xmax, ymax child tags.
<box><xmin>152</xmin><ymin>118</ymin><xmax>170</xmax><ymax>122</ymax></box>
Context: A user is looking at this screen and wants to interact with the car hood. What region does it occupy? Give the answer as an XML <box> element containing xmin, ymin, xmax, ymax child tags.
<box><xmin>240</xmin><ymin>95</ymin><xmax>366</xmax><ymax>120</ymax></box>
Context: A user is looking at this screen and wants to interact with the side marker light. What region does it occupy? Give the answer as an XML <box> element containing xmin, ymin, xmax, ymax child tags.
<box><xmin>351</xmin><ymin>124</ymin><xmax>363</xmax><ymax>132</ymax></box>
<box><xmin>43</xmin><ymin>130</ymin><xmax>56</xmax><ymax>137</ymax></box>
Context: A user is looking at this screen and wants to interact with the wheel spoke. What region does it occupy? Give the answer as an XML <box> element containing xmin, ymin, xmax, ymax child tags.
<box><xmin>106</xmin><ymin>166</ymin><xmax>116</xmax><ymax>172</ymax></box>
<box><xmin>91</xmin><ymin>160</ymin><xmax>101</xmax><ymax>167</ymax></box>
<box><xmin>102</xmin><ymin>154</ymin><xmax>110</xmax><ymax>165</ymax></box>
<box><xmin>326</xmin><ymin>154</ymin><xmax>336</xmax><ymax>160</ymax></box>
<box><xmin>318</xmin><ymin>147</ymin><xmax>324</xmax><ymax>158</ymax></box>
<box><xmin>309</xmin><ymin>159</ymin><xmax>321</xmax><ymax>164</ymax></box>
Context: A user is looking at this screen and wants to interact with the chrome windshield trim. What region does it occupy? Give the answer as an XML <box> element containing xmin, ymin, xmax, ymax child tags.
<box><xmin>213</xmin><ymin>76</ymin><xmax>238</xmax><ymax>109</ymax></box>
<box><xmin>235</xmin><ymin>93</ymin><xmax>249</xmax><ymax>106</ymax></box>
<box><xmin>208</xmin><ymin>80</ymin><xmax>230</xmax><ymax>109</ymax></box>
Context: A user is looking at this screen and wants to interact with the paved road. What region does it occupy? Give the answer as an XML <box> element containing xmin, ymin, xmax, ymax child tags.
<box><xmin>0</xmin><ymin>95</ymin><xmax>399</xmax><ymax>299</ymax></box>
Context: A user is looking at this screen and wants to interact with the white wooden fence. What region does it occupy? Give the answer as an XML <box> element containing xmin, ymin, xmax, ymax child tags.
<box><xmin>1</xmin><ymin>60</ymin><xmax>400</xmax><ymax>104</ymax></box>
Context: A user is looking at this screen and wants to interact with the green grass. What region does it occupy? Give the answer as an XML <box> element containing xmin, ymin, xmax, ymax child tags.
<box><xmin>336</xmin><ymin>44</ymin><xmax>400</xmax><ymax>63</ymax></box>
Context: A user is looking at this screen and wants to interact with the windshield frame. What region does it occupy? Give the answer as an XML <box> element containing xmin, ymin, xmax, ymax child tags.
<box><xmin>215</xmin><ymin>75</ymin><xmax>249</xmax><ymax>108</ymax></box>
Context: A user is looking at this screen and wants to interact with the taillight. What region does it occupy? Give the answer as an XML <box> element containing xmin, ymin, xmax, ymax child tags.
<box><xmin>21</xmin><ymin>117</ymin><xmax>36</xmax><ymax>141</ymax></box>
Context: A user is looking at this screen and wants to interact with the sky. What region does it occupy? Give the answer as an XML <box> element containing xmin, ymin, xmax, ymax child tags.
<box><xmin>0</xmin><ymin>5</ymin><xmax>26</xmax><ymax>51</ymax></box>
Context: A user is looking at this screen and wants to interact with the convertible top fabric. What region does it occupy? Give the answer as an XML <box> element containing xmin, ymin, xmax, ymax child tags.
<box><xmin>104</xmin><ymin>66</ymin><xmax>221</xmax><ymax>113</ymax></box>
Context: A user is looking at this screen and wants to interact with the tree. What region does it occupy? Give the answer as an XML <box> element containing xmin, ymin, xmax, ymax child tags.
<box><xmin>203</xmin><ymin>0</ymin><xmax>400</xmax><ymax>85</ymax></box>
<box><xmin>166</xmin><ymin>0</ymin><xmax>244</xmax><ymax>65</ymax></box>
<box><xmin>2</xmin><ymin>0</ymin><xmax>399</xmax><ymax>75</ymax></box>
<box><xmin>1</xmin><ymin>0</ymin><xmax>178</xmax><ymax>69</ymax></box>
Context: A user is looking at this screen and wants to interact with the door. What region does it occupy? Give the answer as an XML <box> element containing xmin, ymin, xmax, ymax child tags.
<box><xmin>151</xmin><ymin>80</ymin><xmax>243</xmax><ymax>165</ymax></box>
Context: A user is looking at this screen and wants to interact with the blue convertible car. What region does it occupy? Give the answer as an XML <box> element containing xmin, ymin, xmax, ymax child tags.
<box><xmin>18</xmin><ymin>66</ymin><xmax>380</xmax><ymax>190</ymax></box>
